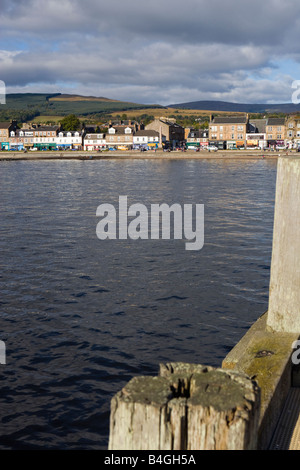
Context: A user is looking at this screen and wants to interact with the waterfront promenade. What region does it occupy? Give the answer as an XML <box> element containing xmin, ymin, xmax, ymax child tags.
<box><xmin>0</xmin><ymin>149</ymin><xmax>286</xmax><ymax>161</ymax></box>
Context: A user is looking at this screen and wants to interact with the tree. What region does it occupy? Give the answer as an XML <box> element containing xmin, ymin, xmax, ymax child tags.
<box><xmin>60</xmin><ymin>114</ymin><xmax>81</xmax><ymax>131</ymax></box>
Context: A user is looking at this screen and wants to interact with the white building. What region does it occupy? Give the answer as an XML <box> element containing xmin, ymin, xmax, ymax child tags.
<box><xmin>245</xmin><ymin>133</ymin><xmax>267</xmax><ymax>149</ymax></box>
<box><xmin>84</xmin><ymin>133</ymin><xmax>106</xmax><ymax>151</ymax></box>
<box><xmin>55</xmin><ymin>131</ymin><xmax>82</xmax><ymax>149</ymax></box>
<box><xmin>133</xmin><ymin>129</ymin><xmax>165</xmax><ymax>150</ymax></box>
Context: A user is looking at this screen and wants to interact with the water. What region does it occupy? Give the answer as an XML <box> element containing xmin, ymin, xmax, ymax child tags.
<box><xmin>0</xmin><ymin>157</ymin><xmax>277</xmax><ymax>449</ymax></box>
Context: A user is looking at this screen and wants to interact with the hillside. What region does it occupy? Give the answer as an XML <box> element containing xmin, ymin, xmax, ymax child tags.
<box><xmin>168</xmin><ymin>100</ymin><xmax>300</xmax><ymax>114</ymax></box>
<box><xmin>1</xmin><ymin>93</ymin><xmax>163</xmax><ymax>121</ymax></box>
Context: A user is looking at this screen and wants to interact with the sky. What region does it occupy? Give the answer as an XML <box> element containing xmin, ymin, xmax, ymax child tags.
<box><xmin>1</xmin><ymin>0</ymin><xmax>300</xmax><ymax>106</ymax></box>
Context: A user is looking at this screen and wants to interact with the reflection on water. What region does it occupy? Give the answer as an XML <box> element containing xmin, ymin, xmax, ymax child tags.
<box><xmin>0</xmin><ymin>158</ymin><xmax>277</xmax><ymax>449</ymax></box>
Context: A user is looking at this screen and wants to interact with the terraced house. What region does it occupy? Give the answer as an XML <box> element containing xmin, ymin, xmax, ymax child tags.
<box><xmin>106</xmin><ymin>125</ymin><xmax>133</xmax><ymax>149</ymax></box>
<box><xmin>32</xmin><ymin>125</ymin><xmax>60</xmax><ymax>150</ymax></box>
<box><xmin>209</xmin><ymin>115</ymin><xmax>249</xmax><ymax>149</ymax></box>
<box><xmin>246</xmin><ymin>119</ymin><xmax>267</xmax><ymax>149</ymax></box>
<box><xmin>265</xmin><ymin>118</ymin><xmax>286</xmax><ymax>148</ymax></box>
<box><xmin>0</xmin><ymin>120</ymin><xmax>18</xmax><ymax>150</ymax></box>
<box><xmin>83</xmin><ymin>132</ymin><xmax>106</xmax><ymax>151</ymax></box>
<box><xmin>186</xmin><ymin>129</ymin><xmax>209</xmax><ymax>149</ymax></box>
<box><xmin>56</xmin><ymin>131</ymin><xmax>83</xmax><ymax>150</ymax></box>
<box><xmin>9</xmin><ymin>128</ymin><xmax>35</xmax><ymax>150</ymax></box>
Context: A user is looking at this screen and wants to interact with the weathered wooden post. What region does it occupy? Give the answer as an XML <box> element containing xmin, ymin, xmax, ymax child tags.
<box><xmin>108</xmin><ymin>363</ymin><xmax>260</xmax><ymax>450</ymax></box>
<box><xmin>267</xmin><ymin>156</ymin><xmax>300</xmax><ymax>333</ymax></box>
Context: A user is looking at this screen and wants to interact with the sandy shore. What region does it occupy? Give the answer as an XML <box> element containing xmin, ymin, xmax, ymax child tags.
<box><xmin>0</xmin><ymin>149</ymin><xmax>290</xmax><ymax>161</ymax></box>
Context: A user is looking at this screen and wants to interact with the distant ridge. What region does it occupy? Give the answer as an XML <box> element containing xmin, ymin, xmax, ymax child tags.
<box><xmin>48</xmin><ymin>94</ymin><xmax>121</xmax><ymax>102</ymax></box>
<box><xmin>168</xmin><ymin>100</ymin><xmax>300</xmax><ymax>114</ymax></box>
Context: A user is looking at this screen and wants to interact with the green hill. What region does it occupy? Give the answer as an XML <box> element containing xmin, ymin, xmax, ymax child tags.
<box><xmin>0</xmin><ymin>93</ymin><xmax>163</xmax><ymax>122</ymax></box>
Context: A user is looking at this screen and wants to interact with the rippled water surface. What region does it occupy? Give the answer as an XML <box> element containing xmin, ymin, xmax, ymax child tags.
<box><xmin>0</xmin><ymin>158</ymin><xmax>277</xmax><ymax>449</ymax></box>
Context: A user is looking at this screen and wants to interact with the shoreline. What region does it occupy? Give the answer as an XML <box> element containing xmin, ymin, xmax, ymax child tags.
<box><xmin>0</xmin><ymin>149</ymin><xmax>289</xmax><ymax>161</ymax></box>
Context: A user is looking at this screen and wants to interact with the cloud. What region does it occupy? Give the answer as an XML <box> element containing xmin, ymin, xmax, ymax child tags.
<box><xmin>1</xmin><ymin>0</ymin><xmax>299</xmax><ymax>104</ymax></box>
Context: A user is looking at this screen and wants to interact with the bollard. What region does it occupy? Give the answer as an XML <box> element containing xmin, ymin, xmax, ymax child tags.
<box><xmin>267</xmin><ymin>156</ymin><xmax>300</xmax><ymax>333</ymax></box>
<box><xmin>108</xmin><ymin>363</ymin><xmax>260</xmax><ymax>450</ymax></box>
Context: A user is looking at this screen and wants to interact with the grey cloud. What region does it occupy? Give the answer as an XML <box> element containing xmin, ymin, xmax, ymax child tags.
<box><xmin>1</xmin><ymin>0</ymin><xmax>300</xmax><ymax>47</ymax></box>
<box><xmin>0</xmin><ymin>0</ymin><xmax>299</xmax><ymax>104</ymax></box>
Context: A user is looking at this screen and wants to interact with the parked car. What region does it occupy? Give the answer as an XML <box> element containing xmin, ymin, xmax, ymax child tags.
<box><xmin>207</xmin><ymin>145</ymin><xmax>218</xmax><ymax>151</ymax></box>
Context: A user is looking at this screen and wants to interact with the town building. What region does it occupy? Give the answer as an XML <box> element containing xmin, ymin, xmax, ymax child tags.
<box><xmin>106</xmin><ymin>125</ymin><xmax>134</xmax><ymax>149</ymax></box>
<box><xmin>246</xmin><ymin>119</ymin><xmax>267</xmax><ymax>149</ymax></box>
<box><xmin>285</xmin><ymin>116</ymin><xmax>300</xmax><ymax>149</ymax></box>
<box><xmin>186</xmin><ymin>129</ymin><xmax>209</xmax><ymax>149</ymax></box>
<box><xmin>0</xmin><ymin>120</ymin><xmax>18</xmax><ymax>150</ymax></box>
<box><xmin>133</xmin><ymin>129</ymin><xmax>166</xmax><ymax>150</ymax></box>
<box><xmin>9</xmin><ymin>128</ymin><xmax>35</xmax><ymax>150</ymax></box>
<box><xmin>55</xmin><ymin>131</ymin><xmax>83</xmax><ymax>150</ymax></box>
<box><xmin>265</xmin><ymin>117</ymin><xmax>286</xmax><ymax>149</ymax></box>
<box><xmin>209</xmin><ymin>115</ymin><xmax>249</xmax><ymax>149</ymax></box>
<box><xmin>32</xmin><ymin>125</ymin><xmax>60</xmax><ymax>150</ymax></box>
<box><xmin>145</xmin><ymin>118</ymin><xmax>185</xmax><ymax>148</ymax></box>
<box><xmin>84</xmin><ymin>133</ymin><xmax>106</xmax><ymax>151</ymax></box>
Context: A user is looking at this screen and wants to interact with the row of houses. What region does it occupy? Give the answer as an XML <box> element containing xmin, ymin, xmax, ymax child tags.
<box><xmin>1</xmin><ymin>114</ymin><xmax>300</xmax><ymax>151</ymax></box>
<box><xmin>207</xmin><ymin>116</ymin><xmax>288</xmax><ymax>150</ymax></box>
<box><xmin>188</xmin><ymin>115</ymin><xmax>300</xmax><ymax>150</ymax></box>
<box><xmin>0</xmin><ymin>118</ymin><xmax>180</xmax><ymax>151</ymax></box>
<box><xmin>206</xmin><ymin>114</ymin><xmax>300</xmax><ymax>150</ymax></box>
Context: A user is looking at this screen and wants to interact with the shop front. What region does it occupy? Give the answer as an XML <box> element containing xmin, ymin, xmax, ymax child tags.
<box><xmin>275</xmin><ymin>140</ymin><xmax>285</xmax><ymax>149</ymax></box>
<box><xmin>9</xmin><ymin>143</ymin><xmax>24</xmax><ymax>151</ymax></box>
<box><xmin>1</xmin><ymin>142</ymin><xmax>10</xmax><ymax>150</ymax></box>
<box><xmin>34</xmin><ymin>143</ymin><xmax>57</xmax><ymax>150</ymax></box>
<box><xmin>246</xmin><ymin>139</ymin><xmax>258</xmax><ymax>147</ymax></box>
<box><xmin>186</xmin><ymin>141</ymin><xmax>200</xmax><ymax>149</ymax></box>
<box><xmin>147</xmin><ymin>142</ymin><xmax>159</xmax><ymax>150</ymax></box>
<box><xmin>267</xmin><ymin>140</ymin><xmax>277</xmax><ymax>149</ymax></box>
<box><xmin>236</xmin><ymin>140</ymin><xmax>245</xmax><ymax>149</ymax></box>
<box><xmin>209</xmin><ymin>140</ymin><xmax>225</xmax><ymax>150</ymax></box>
<box><xmin>226</xmin><ymin>140</ymin><xmax>236</xmax><ymax>150</ymax></box>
